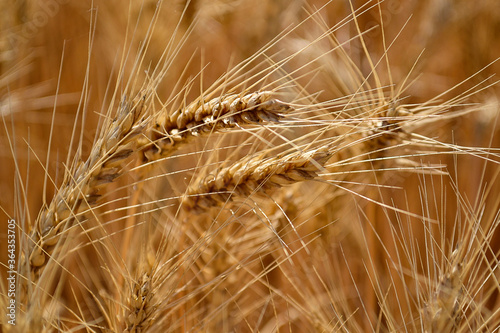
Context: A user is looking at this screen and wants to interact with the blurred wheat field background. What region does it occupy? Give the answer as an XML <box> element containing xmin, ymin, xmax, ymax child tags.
<box><xmin>1</xmin><ymin>0</ymin><xmax>500</xmax><ymax>332</ymax></box>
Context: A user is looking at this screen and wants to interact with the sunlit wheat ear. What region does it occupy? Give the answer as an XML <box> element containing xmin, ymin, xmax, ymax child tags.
<box><xmin>422</xmin><ymin>247</ymin><xmax>463</xmax><ymax>333</ymax></box>
<box><xmin>416</xmin><ymin>169</ymin><xmax>500</xmax><ymax>333</ymax></box>
<box><xmin>116</xmin><ymin>226</ymin><xmax>159</xmax><ymax>333</ymax></box>
<box><xmin>140</xmin><ymin>90</ymin><xmax>291</xmax><ymax>162</ymax></box>
<box><xmin>123</xmin><ymin>271</ymin><xmax>158</xmax><ymax>333</ymax></box>
<box><xmin>182</xmin><ymin>144</ymin><xmax>333</xmax><ymax>213</ymax></box>
<box><xmin>19</xmin><ymin>93</ymin><xmax>148</xmax><ymax>305</ymax></box>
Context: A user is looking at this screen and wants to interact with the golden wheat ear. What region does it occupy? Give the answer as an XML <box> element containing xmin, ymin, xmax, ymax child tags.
<box><xmin>422</xmin><ymin>249</ymin><xmax>463</xmax><ymax>333</ymax></box>
<box><xmin>122</xmin><ymin>272</ymin><xmax>157</xmax><ymax>333</ymax></box>
<box><xmin>140</xmin><ymin>91</ymin><xmax>291</xmax><ymax>162</ymax></box>
<box><xmin>18</xmin><ymin>93</ymin><xmax>148</xmax><ymax>306</ymax></box>
<box><xmin>181</xmin><ymin>144</ymin><xmax>332</xmax><ymax>213</ymax></box>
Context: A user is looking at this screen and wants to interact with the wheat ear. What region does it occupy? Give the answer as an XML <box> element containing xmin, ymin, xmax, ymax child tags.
<box><xmin>422</xmin><ymin>249</ymin><xmax>464</xmax><ymax>333</ymax></box>
<box><xmin>182</xmin><ymin>145</ymin><xmax>333</xmax><ymax>213</ymax></box>
<box><xmin>141</xmin><ymin>91</ymin><xmax>291</xmax><ymax>161</ymax></box>
<box><xmin>20</xmin><ymin>94</ymin><xmax>147</xmax><ymax>298</ymax></box>
<box><xmin>123</xmin><ymin>272</ymin><xmax>157</xmax><ymax>333</ymax></box>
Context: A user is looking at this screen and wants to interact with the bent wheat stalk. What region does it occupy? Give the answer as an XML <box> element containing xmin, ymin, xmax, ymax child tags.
<box><xmin>141</xmin><ymin>91</ymin><xmax>291</xmax><ymax>162</ymax></box>
<box><xmin>182</xmin><ymin>145</ymin><xmax>333</xmax><ymax>213</ymax></box>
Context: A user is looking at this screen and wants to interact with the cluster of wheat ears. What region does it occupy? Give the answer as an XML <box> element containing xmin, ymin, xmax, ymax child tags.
<box><xmin>1</xmin><ymin>0</ymin><xmax>500</xmax><ymax>332</ymax></box>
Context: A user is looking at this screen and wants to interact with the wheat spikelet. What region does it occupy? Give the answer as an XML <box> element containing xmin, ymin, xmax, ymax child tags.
<box><xmin>141</xmin><ymin>91</ymin><xmax>291</xmax><ymax>161</ymax></box>
<box><xmin>182</xmin><ymin>145</ymin><xmax>332</xmax><ymax>213</ymax></box>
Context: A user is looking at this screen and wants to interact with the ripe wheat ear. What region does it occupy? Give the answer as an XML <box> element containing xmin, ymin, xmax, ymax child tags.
<box><xmin>182</xmin><ymin>144</ymin><xmax>333</xmax><ymax>213</ymax></box>
<box><xmin>140</xmin><ymin>91</ymin><xmax>291</xmax><ymax>162</ymax></box>
<box><xmin>18</xmin><ymin>93</ymin><xmax>148</xmax><ymax>321</ymax></box>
